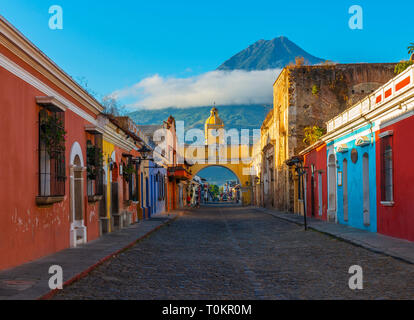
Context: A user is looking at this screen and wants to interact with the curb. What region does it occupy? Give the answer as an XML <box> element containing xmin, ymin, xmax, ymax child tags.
<box><xmin>255</xmin><ymin>207</ymin><xmax>414</xmax><ymax>265</ymax></box>
<box><xmin>38</xmin><ymin>215</ymin><xmax>178</xmax><ymax>300</ymax></box>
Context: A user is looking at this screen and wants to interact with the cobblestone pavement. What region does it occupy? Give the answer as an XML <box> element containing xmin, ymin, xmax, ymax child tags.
<box><xmin>54</xmin><ymin>207</ymin><xmax>414</xmax><ymax>300</ymax></box>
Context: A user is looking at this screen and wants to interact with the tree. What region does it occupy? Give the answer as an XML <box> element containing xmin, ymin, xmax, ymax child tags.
<box><xmin>395</xmin><ymin>60</ymin><xmax>413</xmax><ymax>74</ymax></box>
<box><xmin>394</xmin><ymin>43</ymin><xmax>414</xmax><ymax>74</ymax></box>
<box><xmin>408</xmin><ymin>43</ymin><xmax>414</xmax><ymax>56</ymax></box>
<box><xmin>76</xmin><ymin>76</ymin><xmax>99</xmax><ymax>98</ymax></box>
<box><xmin>209</xmin><ymin>185</ymin><xmax>220</xmax><ymax>199</ymax></box>
<box><xmin>303</xmin><ymin>126</ymin><xmax>325</xmax><ymax>146</ymax></box>
<box><xmin>102</xmin><ymin>96</ymin><xmax>126</xmax><ymax>116</ymax></box>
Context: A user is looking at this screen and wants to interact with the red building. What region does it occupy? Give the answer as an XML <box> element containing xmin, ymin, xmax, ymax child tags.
<box><xmin>376</xmin><ymin>113</ymin><xmax>414</xmax><ymax>242</ymax></box>
<box><xmin>301</xmin><ymin>142</ymin><xmax>328</xmax><ymax>221</ymax></box>
<box><xmin>0</xmin><ymin>17</ymin><xmax>104</xmax><ymax>270</ymax></box>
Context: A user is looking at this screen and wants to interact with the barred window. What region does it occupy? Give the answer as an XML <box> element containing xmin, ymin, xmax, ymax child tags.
<box><xmin>381</xmin><ymin>135</ymin><xmax>393</xmax><ymax>202</ymax></box>
<box><xmin>129</xmin><ymin>161</ymin><xmax>139</xmax><ymax>202</ymax></box>
<box><xmin>86</xmin><ymin>135</ymin><xmax>104</xmax><ymax>197</ymax></box>
<box><xmin>39</xmin><ymin>108</ymin><xmax>66</xmax><ymax>197</ymax></box>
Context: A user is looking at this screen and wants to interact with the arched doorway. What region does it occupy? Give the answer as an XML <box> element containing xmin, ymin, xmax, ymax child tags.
<box><xmin>69</xmin><ymin>142</ymin><xmax>87</xmax><ymax>248</ymax></box>
<box><xmin>195</xmin><ymin>165</ymin><xmax>241</xmax><ymax>205</ymax></box>
<box><xmin>328</xmin><ymin>153</ymin><xmax>337</xmax><ymax>222</ymax></box>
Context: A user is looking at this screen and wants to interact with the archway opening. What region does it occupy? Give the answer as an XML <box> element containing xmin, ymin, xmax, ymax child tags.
<box><xmin>195</xmin><ymin>166</ymin><xmax>241</xmax><ymax>204</ymax></box>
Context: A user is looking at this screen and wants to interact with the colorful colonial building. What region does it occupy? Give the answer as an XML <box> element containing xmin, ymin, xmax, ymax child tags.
<box><xmin>270</xmin><ymin>63</ymin><xmax>397</xmax><ymax>214</ymax></box>
<box><xmin>324</xmin><ymin>64</ymin><xmax>414</xmax><ymax>240</ymax></box>
<box><xmin>0</xmin><ymin>15</ymin><xmax>182</xmax><ymax>271</ymax></box>
<box><xmin>0</xmin><ymin>16</ymin><xmax>106</xmax><ymax>270</ymax></box>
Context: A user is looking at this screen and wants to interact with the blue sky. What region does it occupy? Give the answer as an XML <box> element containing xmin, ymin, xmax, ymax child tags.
<box><xmin>1</xmin><ymin>0</ymin><xmax>413</xmax><ymax>105</ymax></box>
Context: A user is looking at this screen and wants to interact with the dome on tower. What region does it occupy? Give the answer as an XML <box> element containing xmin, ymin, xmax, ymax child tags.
<box><xmin>205</xmin><ymin>107</ymin><xmax>224</xmax><ymax>126</ymax></box>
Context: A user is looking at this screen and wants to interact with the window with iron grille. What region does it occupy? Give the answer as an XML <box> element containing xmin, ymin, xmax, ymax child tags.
<box><xmin>86</xmin><ymin>135</ymin><xmax>104</xmax><ymax>197</ymax></box>
<box><xmin>38</xmin><ymin>108</ymin><xmax>66</xmax><ymax>197</ymax></box>
<box><xmin>381</xmin><ymin>135</ymin><xmax>393</xmax><ymax>202</ymax></box>
<box><xmin>122</xmin><ymin>157</ymin><xmax>136</xmax><ymax>201</ymax></box>
<box><xmin>128</xmin><ymin>160</ymin><xmax>138</xmax><ymax>202</ymax></box>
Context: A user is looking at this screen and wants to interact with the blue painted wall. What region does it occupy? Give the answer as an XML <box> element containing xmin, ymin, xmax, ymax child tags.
<box><xmin>148</xmin><ymin>160</ymin><xmax>166</xmax><ymax>216</ymax></box>
<box><xmin>333</xmin><ymin>125</ymin><xmax>377</xmax><ymax>232</ymax></box>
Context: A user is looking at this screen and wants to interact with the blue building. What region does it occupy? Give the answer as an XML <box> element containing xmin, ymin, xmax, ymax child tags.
<box><xmin>149</xmin><ymin>162</ymin><xmax>167</xmax><ymax>216</ymax></box>
<box><xmin>137</xmin><ymin>124</ymin><xmax>168</xmax><ymax>218</ymax></box>
<box><xmin>325</xmin><ymin>123</ymin><xmax>377</xmax><ymax>233</ymax></box>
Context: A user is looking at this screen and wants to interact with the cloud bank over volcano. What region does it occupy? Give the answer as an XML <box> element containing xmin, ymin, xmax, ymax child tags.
<box><xmin>112</xmin><ymin>68</ymin><xmax>281</xmax><ymax>110</ymax></box>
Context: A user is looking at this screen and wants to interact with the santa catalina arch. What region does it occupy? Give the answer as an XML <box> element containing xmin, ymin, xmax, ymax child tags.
<box><xmin>183</xmin><ymin>107</ymin><xmax>254</xmax><ymax>205</ymax></box>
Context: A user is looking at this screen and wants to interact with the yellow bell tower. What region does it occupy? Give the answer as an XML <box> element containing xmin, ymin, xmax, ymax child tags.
<box><xmin>205</xmin><ymin>107</ymin><xmax>225</xmax><ymax>145</ymax></box>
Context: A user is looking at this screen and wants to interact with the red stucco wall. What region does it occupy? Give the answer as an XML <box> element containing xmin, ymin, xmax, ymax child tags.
<box><xmin>376</xmin><ymin>114</ymin><xmax>414</xmax><ymax>242</ymax></box>
<box><xmin>0</xmin><ymin>52</ymin><xmax>100</xmax><ymax>271</ymax></box>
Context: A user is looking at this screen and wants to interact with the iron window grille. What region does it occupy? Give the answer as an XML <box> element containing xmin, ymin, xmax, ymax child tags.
<box><xmin>86</xmin><ymin>135</ymin><xmax>104</xmax><ymax>197</ymax></box>
<box><xmin>381</xmin><ymin>135</ymin><xmax>394</xmax><ymax>202</ymax></box>
<box><xmin>38</xmin><ymin>108</ymin><xmax>66</xmax><ymax>197</ymax></box>
<box><xmin>128</xmin><ymin>158</ymin><xmax>138</xmax><ymax>202</ymax></box>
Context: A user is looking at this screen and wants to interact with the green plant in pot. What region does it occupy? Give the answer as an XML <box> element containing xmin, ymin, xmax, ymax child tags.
<box><xmin>39</xmin><ymin>112</ymin><xmax>66</xmax><ymax>159</ymax></box>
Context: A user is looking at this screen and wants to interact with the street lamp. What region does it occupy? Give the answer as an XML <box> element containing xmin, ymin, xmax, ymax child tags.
<box><xmin>132</xmin><ymin>145</ymin><xmax>152</xmax><ymax>165</ymax></box>
<box><xmin>286</xmin><ymin>156</ymin><xmax>308</xmax><ymax>231</ymax></box>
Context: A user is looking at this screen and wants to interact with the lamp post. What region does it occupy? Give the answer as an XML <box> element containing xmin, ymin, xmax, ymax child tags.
<box><xmin>132</xmin><ymin>145</ymin><xmax>152</xmax><ymax>165</ymax></box>
<box><xmin>286</xmin><ymin>157</ymin><xmax>308</xmax><ymax>231</ymax></box>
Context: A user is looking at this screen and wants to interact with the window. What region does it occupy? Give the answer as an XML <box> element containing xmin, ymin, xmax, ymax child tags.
<box><xmin>38</xmin><ymin>108</ymin><xmax>66</xmax><ymax>197</ymax></box>
<box><xmin>129</xmin><ymin>161</ymin><xmax>139</xmax><ymax>202</ymax></box>
<box><xmin>86</xmin><ymin>135</ymin><xmax>104</xmax><ymax>197</ymax></box>
<box><xmin>132</xmin><ymin>162</ymin><xmax>139</xmax><ymax>202</ymax></box>
<box><xmin>123</xmin><ymin>157</ymin><xmax>137</xmax><ymax>202</ymax></box>
<box><xmin>381</xmin><ymin>135</ymin><xmax>393</xmax><ymax>202</ymax></box>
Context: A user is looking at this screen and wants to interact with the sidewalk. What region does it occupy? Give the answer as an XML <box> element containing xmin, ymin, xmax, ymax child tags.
<box><xmin>255</xmin><ymin>207</ymin><xmax>414</xmax><ymax>265</ymax></box>
<box><xmin>0</xmin><ymin>213</ymin><xmax>178</xmax><ymax>300</ymax></box>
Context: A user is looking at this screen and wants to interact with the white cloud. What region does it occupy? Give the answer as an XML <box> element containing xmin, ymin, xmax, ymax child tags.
<box><xmin>111</xmin><ymin>69</ymin><xmax>281</xmax><ymax>109</ymax></box>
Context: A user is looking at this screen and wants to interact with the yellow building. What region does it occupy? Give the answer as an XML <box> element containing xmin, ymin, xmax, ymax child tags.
<box><xmin>185</xmin><ymin>107</ymin><xmax>254</xmax><ymax>206</ymax></box>
<box><xmin>98</xmin><ymin>115</ymin><xmax>137</xmax><ymax>234</ymax></box>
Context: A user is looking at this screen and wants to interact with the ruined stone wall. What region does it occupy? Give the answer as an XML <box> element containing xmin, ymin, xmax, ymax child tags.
<box><xmin>289</xmin><ymin>63</ymin><xmax>396</xmax><ymax>155</ymax></box>
<box><xmin>272</xmin><ymin>63</ymin><xmax>396</xmax><ymax>213</ymax></box>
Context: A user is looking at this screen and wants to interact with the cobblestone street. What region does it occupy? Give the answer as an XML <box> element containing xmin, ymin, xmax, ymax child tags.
<box><xmin>54</xmin><ymin>206</ymin><xmax>414</xmax><ymax>300</ymax></box>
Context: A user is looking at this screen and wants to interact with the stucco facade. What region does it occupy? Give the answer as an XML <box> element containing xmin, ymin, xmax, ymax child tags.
<box><xmin>271</xmin><ymin>63</ymin><xmax>397</xmax><ymax>213</ymax></box>
<box><xmin>0</xmin><ymin>16</ymin><xmax>104</xmax><ymax>270</ymax></box>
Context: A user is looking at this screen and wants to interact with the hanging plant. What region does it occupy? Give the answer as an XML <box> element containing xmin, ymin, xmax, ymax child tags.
<box><xmin>40</xmin><ymin>112</ymin><xmax>66</xmax><ymax>159</ymax></box>
<box><xmin>86</xmin><ymin>143</ymin><xmax>104</xmax><ymax>180</ymax></box>
<box><xmin>123</xmin><ymin>162</ymin><xmax>135</xmax><ymax>182</ymax></box>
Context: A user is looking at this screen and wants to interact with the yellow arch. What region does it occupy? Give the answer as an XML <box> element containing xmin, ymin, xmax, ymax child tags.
<box><xmin>188</xmin><ymin>153</ymin><xmax>253</xmax><ymax>206</ymax></box>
